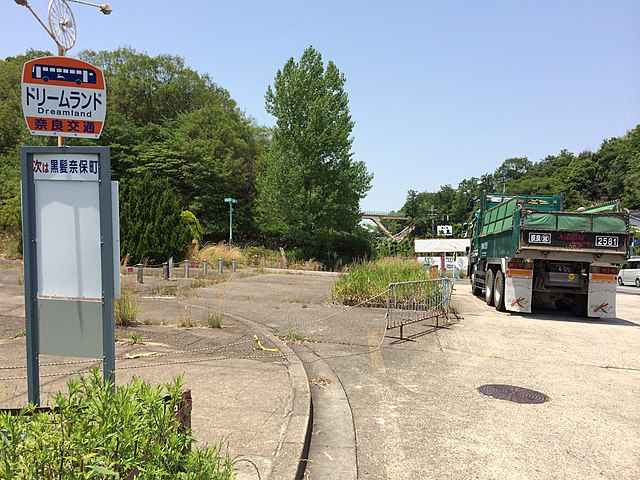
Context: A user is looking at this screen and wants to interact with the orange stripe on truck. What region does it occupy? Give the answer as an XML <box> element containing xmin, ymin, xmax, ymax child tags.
<box><xmin>590</xmin><ymin>273</ymin><xmax>617</xmax><ymax>283</ymax></box>
<box><xmin>506</xmin><ymin>268</ymin><xmax>532</xmax><ymax>278</ymax></box>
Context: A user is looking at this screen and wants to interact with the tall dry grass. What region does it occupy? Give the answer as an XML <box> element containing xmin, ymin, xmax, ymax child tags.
<box><xmin>191</xmin><ymin>242</ymin><xmax>244</xmax><ymax>267</ymax></box>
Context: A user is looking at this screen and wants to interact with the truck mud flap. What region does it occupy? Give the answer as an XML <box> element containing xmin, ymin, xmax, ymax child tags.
<box><xmin>505</xmin><ymin>269</ymin><xmax>533</xmax><ymax>313</ymax></box>
<box><xmin>587</xmin><ymin>273</ymin><xmax>617</xmax><ymax>318</ymax></box>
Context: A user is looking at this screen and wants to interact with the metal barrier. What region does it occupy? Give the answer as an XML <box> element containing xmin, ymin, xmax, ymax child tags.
<box><xmin>386</xmin><ymin>278</ymin><xmax>455</xmax><ymax>340</ymax></box>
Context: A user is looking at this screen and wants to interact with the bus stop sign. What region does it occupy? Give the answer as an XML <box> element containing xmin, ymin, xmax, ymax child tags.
<box><xmin>22</xmin><ymin>56</ymin><xmax>106</xmax><ymax>139</ymax></box>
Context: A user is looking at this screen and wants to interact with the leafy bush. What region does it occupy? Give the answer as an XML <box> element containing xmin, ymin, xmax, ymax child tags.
<box><xmin>0</xmin><ymin>370</ymin><xmax>235</xmax><ymax>479</ymax></box>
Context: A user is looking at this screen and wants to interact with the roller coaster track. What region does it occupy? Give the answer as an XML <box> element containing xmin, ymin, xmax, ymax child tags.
<box><xmin>361</xmin><ymin>211</ymin><xmax>414</xmax><ymax>242</ymax></box>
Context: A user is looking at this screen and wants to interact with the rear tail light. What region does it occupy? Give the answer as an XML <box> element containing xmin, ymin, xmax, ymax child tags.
<box><xmin>508</xmin><ymin>260</ymin><xmax>526</xmax><ymax>269</ymax></box>
<box><xmin>590</xmin><ymin>266</ymin><xmax>618</xmax><ymax>275</ymax></box>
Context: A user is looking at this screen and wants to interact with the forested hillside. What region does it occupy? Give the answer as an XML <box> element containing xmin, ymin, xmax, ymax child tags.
<box><xmin>401</xmin><ymin>125</ymin><xmax>640</xmax><ymax>237</ymax></box>
<box><xmin>0</xmin><ymin>48</ymin><xmax>637</xmax><ymax>262</ymax></box>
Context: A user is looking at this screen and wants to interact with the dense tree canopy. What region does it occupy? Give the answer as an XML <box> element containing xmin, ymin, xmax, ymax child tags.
<box><xmin>401</xmin><ymin>125</ymin><xmax>640</xmax><ymax>239</ymax></box>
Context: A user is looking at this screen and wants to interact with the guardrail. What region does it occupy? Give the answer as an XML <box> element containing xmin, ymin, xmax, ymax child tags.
<box><xmin>386</xmin><ymin>278</ymin><xmax>455</xmax><ymax>340</ymax></box>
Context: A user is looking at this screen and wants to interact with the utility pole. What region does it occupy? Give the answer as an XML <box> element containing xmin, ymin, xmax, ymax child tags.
<box><xmin>430</xmin><ymin>205</ymin><xmax>436</xmax><ymax>238</ymax></box>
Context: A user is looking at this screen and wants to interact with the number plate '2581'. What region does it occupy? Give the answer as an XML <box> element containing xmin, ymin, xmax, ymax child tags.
<box><xmin>595</xmin><ymin>236</ymin><xmax>618</xmax><ymax>247</ymax></box>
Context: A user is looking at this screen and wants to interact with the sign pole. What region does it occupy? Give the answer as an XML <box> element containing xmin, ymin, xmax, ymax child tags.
<box><xmin>21</xmin><ymin>148</ymin><xmax>40</xmax><ymax>404</ymax></box>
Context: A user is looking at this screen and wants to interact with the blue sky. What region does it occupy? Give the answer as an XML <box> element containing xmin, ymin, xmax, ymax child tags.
<box><xmin>2</xmin><ymin>0</ymin><xmax>639</xmax><ymax>212</ymax></box>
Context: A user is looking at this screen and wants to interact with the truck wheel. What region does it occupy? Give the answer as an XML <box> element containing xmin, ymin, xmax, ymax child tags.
<box><xmin>494</xmin><ymin>271</ymin><xmax>505</xmax><ymax>311</ymax></box>
<box><xmin>572</xmin><ymin>295</ymin><xmax>588</xmax><ymax>317</ymax></box>
<box><xmin>636</xmin><ymin>278</ymin><xmax>640</xmax><ymax>288</ymax></box>
<box><xmin>555</xmin><ymin>299</ymin><xmax>571</xmax><ymax>312</ymax></box>
<box><xmin>471</xmin><ymin>267</ymin><xmax>482</xmax><ymax>296</ymax></box>
<box><xmin>485</xmin><ymin>269</ymin><xmax>495</xmax><ymax>306</ymax></box>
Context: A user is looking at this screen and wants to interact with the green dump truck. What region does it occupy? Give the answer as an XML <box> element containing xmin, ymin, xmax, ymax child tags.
<box><xmin>468</xmin><ymin>194</ymin><xmax>630</xmax><ymax>317</ymax></box>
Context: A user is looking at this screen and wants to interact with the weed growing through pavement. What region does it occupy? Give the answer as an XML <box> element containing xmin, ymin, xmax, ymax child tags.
<box><xmin>11</xmin><ymin>330</ymin><xmax>26</xmax><ymax>339</ymax></box>
<box><xmin>279</xmin><ymin>329</ymin><xmax>312</xmax><ymax>343</ymax></box>
<box><xmin>148</xmin><ymin>285</ymin><xmax>178</xmax><ymax>297</ymax></box>
<box><xmin>128</xmin><ymin>332</ymin><xmax>144</xmax><ymax>345</ymax></box>
<box><xmin>115</xmin><ymin>285</ymin><xmax>139</xmax><ymax>326</ymax></box>
<box><xmin>180</xmin><ymin>318</ymin><xmax>198</xmax><ymax>328</ymax></box>
<box><xmin>204</xmin><ymin>313</ymin><xmax>223</xmax><ymax>329</ymax></box>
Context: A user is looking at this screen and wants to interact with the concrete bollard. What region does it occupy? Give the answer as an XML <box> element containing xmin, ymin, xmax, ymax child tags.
<box><xmin>218</xmin><ymin>258</ymin><xmax>223</xmax><ymax>274</ymax></box>
<box><xmin>203</xmin><ymin>259</ymin><xmax>208</xmax><ymax>276</ymax></box>
<box><xmin>184</xmin><ymin>260</ymin><xmax>189</xmax><ymax>278</ymax></box>
<box><xmin>136</xmin><ymin>264</ymin><xmax>143</xmax><ymax>284</ymax></box>
<box><xmin>232</xmin><ymin>258</ymin><xmax>237</xmax><ymax>273</ymax></box>
<box><xmin>162</xmin><ymin>262</ymin><xmax>169</xmax><ymax>280</ymax></box>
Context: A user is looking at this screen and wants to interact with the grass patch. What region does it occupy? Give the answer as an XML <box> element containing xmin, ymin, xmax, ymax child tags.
<box><xmin>279</xmin><ymin>329</ymin><xmax>311</xmax><ymax>343</ymax></box>
<box><xmin>331</xmin><ymin>257</ymin><xmax>428</xmax><ymax>304</ymax></box>
<box><xmin>148</xmin><ymin>285</ymin><xmax>178</xmax><ymax>297</ymax></box>
<box><xmin>203</xmin><ymin>313</ymin><xmax>223</xmax><ymax>328</ymax></box>
<box><xmin>115</xmin><ymin>285</ymin><xmax>139</xmax><ymax>326</ymax></box>
<box><xmin>127</xmin><ymin>331</ymin><xmax>144</xmax><ymax>345</ymax></box>
<box><xmin>179</xmin><ymin>318</ymin><xmax>198</xmax><ymax>328</ymax></box>
<box><xmin>11</xmin><ymin>330</ymin><xmax>26</xmax><ymax>339</ymax></box>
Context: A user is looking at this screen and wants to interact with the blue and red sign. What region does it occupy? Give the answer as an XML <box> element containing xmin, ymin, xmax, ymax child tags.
<box><xmin>22</xmin><ymin>56</ymin><xmax>106</xmax><ymax>139</ymax></box>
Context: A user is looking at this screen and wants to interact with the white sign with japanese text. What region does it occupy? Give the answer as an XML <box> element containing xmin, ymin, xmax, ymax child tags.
<box><xmin>31</xmin><ymin>153</ymin><xmax>100</xmax><ymax>181</ymax></box>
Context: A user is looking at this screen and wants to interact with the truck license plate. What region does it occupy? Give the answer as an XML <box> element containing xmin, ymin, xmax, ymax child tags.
<box><xmin>595</xmin><ymin>236</ymin><xmax>619</xmax><ymax>247</ymax></box>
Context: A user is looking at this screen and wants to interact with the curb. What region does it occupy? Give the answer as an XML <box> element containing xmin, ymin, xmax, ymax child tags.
<box><xmin>290</xmin><ymin>344</ymin><xmax>358</xmax><ymax>480</ymax></box>
<box><xmin>224</xmin><ymin>312</ymin><xmax>312</xmax><ymax>480</ymax></box>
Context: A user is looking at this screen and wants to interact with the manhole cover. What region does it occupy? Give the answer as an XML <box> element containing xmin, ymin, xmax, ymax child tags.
<box><xmin>478</xmin><ymin>384</ymin><xmax>549</xmax><ymax>404</ymax></box>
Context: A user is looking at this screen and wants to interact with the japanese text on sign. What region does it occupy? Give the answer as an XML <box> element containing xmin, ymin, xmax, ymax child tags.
<box><xmin>32</xmin><ymin>153</ymin><xmax>99</xmax><ymax>181</ymax></box>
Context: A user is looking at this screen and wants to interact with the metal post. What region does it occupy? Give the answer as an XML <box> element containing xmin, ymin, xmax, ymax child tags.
<box><xmin>136</xmin><ymin>264</ymin><xmax>143</xmax><ymax>284</ymax></box>
<box><xmin>232</xmin><ymin>258</ymin><xmax>236</xmax><ymax>273</ymax></box>
<box><xmin>168</xmin><ymin>257</ymin><xmax>173</xmax><ymax>279</ymax></box>
<box><xmin>184</xmin><ymin>260</ymin><xmax>189</xmax><ymax>278</ymax></box>
<box><xmin>163</xmin><ymin>262</ymin><xmax>169</xmax><ymax>280</ymax></box>
<box><xmin>203</xmin><ymin>259</ymin><xmax>208</xmax><ymax>276</ymax></box>
<box><xmin>21</xmin><ymin>148</ymin><xmax>40</xmax><ymax>405</ymax></box>
<box><xmin>224</xmin><ymin>197</ymin><xmax>237</xmax><ymax>250</ymax></box>
<box><xmin>218</xmin><ymin>258</ymin><xmax>223</xmax><ymax>274</ymax></box>
<box><xmin>229</xmin><ymin>203</ymin><xmax>233</xmax><ymax>250</ymax></box>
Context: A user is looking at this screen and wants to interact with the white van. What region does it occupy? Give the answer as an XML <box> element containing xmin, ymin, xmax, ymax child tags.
<box><xmin>618</xmin><ymin>256</ymin><xmax>640</xmax><ymax>287</ymax></box>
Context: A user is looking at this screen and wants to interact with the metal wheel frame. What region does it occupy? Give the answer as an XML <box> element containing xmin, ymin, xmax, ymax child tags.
<box><xmin>48</xmin><ymin>0</ymin><xmax>76</xmax><ymax>52</ymax></box>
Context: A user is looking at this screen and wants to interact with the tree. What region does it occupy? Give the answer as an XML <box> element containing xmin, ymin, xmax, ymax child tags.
<box><xmin>119</xmin><ymin>174</ymin><xmax>192</xmax><ymax>264</ymax></box>
<box><xmin>257</xmin><ymin>46</ymin><xmax>372</xmax><ymax>253</ymax></box>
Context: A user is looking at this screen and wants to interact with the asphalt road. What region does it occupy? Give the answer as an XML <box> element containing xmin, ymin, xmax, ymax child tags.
<box><xmin>618</xmin><ymin>284</ymin><xmax>640</xmax><ymax>295</ymax></box>
<box><xmin>270</xmin><ymin>276</ymin><xmax>640</xmax><ymax>480</ymax></box>
<box><xmin>2</xmin><ymin>263</ymin><xmax>638</xmax><ymax>479</ymax></box>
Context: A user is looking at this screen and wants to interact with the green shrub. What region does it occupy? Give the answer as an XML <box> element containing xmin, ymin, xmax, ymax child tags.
<box><xmin>0</xmin><ymin>371</ymin><xmax>235</xmax><ymax>479</ymax></box>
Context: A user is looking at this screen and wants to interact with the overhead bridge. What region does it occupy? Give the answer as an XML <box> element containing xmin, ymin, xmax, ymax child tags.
<box><xmin>361</xmin><ymin>211</ymin><xmax>413</xmax><ymax>241</ymax></box>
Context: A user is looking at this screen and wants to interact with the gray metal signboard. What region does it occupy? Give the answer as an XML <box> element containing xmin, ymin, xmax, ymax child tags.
<box><xmin>21</xmin><ymin>146</ymin><xmax>118</xmax><ymax>404</ymax></box>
